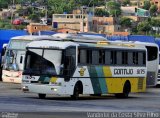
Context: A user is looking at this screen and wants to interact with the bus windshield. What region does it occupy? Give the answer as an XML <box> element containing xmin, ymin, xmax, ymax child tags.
<box><xmin>23</xmin><ymin>48</ymin><xmax>63</xmax><ymax>76</ymax></box>
<box><xmin>9</xmin><ymin>39</ymin><xmax>31</xmax><ymax>50</ymax></box>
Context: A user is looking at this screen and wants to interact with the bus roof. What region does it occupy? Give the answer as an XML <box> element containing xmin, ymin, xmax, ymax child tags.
<box><xmin>11</xmin><ymin>35</ymin><xmax>55</xmax><ymax>41</ymax></box>
<box><xmin>27</xmin><ymin>39</ymin><xmax>147</xmax><ymax>50</ymax></box>
<box><xmin>25</xmin><ymin>34</ymin><xmax>158</xmax><ymax>50</ymax></box>
<box><xmin>27</xmin><ymin>40</ymin><xmax>78</xmax><ymax>49</ymax></box>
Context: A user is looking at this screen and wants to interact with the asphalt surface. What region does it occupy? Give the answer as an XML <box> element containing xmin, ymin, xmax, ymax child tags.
<box><xmin>0</xmin><ymin>82</ymin><xmax>160</xmax><ymax>118</ymax></box>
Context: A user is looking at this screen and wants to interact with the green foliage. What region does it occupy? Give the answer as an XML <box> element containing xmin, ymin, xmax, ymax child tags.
<box><xmin>4</xmin><ymin>24</ymin><xmax>12</xmax><ymax>29</ymax></box>
<box><xmin>95</xmin><ymin>8</ymin><xmax>109</xmax><ymax>17</ymax></box>
<box><xmin>0</xmin><ymin>0</ymin><xmax>11</xmax><ymax>8</ymax></box>
<box><xmin>137</xmin><ymin>21</ymin><xmax>152</xmax><ymax>34</ymax></box>
<box><xmin>48</xmin><ymin>0</ymin><xmax>76</xmax><ymax>14</ymax></box>
<box><xmin>0</xmin><ymin>22</ymin><xmax>5</xmax><ymax>28</ymax></box>
<box><xmin>122</xmin><ymin>0</ymin><xmax>130</xmax><ymax>6</ymax></box>
<box><xmin>0</xmin><ymin>20</ymin><xmax>12</xmax><ymax>29</ymax></box>
<box><xmin>18</xmin><ymin>25</ymin><xmax>26</xmax><ymax>30</ymax></box>
<box><xmin>28</xmin><ymin>14</ymin><xmax>40</xmax><ymax>22</ymax></box>
<box><xmin>150</xmin><ymin>5</ymin><xmax>158</xmax><ymax>16</ymax></box>
<box><xmin>106</xmin><ymin>1</ymin><xmax>121</xmax><ymax>17</ymax></box>
<box><xmin>143</xmin><ymin>0</ymin><xmax>151</xmax><ymax>10</ymax></box>
<box><xmin>74</xmin><ymin>0</ymin><xmax>105</xmax><ymax>7</ymax></box>
<box><xmin>120</xmin><ymin>17</ymin><xmax>132</xmax><ymax>27</ymax></box>
<box><xmin>150</xmin><ymin>19</ymin><xmax>160</xmax><ymax>27</ymax></box>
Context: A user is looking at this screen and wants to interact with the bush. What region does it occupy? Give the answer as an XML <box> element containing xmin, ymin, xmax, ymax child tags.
<box><xmin>0</xmin><ymin>22</ymin><xmax>5</xmax><ymax>28</ymax></box>
<box><xmin>18</xmin><ymin>25</ymin><xmax>25</xmax><ymax>30</ymax></box>
<box><xmin>4</xmin><ymin>24</ymin><xmax>12</xmax><ymax>29</ymax></box>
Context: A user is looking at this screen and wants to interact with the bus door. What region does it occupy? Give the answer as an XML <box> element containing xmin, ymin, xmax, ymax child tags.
<box><xmin>64</xmin><ymin>46</ymin><xmax>76</xmax><ymax>81</ymax></box>
<box><xmin>16</xmin><ymin>51</ymin><xmax>25</xmax><ymax>71</ymax></box>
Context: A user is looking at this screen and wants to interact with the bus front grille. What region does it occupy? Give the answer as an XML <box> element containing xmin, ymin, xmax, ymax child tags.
<box><xmin>138</xmin><ymin>78</ymin><xmax>143</xmax><ymax>90</ymax></box>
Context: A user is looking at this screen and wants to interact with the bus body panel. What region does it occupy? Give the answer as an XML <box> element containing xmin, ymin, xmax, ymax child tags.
<box><xmin>22</xmin><ymin>65</ymin><xmax>147</xmax><ymax>95</ymax></box>
<box><xmin>2</xmin><ymin>70</ymin><xmax>22</xmax><ymax>83</ymax></box>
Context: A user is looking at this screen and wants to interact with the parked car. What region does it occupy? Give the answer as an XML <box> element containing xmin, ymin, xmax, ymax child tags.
<box><xmin>12</xmin><ymin>18</ymin><xmax>30</xmax><ymax>25</ymax></box>
<box><xmin>12</xmin><ymin>19</ymin><xmax>22</xmax><ymax>25</ymax></box>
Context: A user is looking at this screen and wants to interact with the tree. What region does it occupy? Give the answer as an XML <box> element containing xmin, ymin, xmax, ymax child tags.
<box><xmin>143</xmin><ymin>0</ymin><xmax>151</xmax><ymax>10</ymax></box>
<box><xmin>28</xmin><ymin>13</ymin><xmax>40</xmax><ymax>22</ymax></box>
<box><xmin>150</xmin><ymin>19</ymin><xmax>160</xmax><ymax>34</ymax></box>
<box><xmin>0</xmin><ymin>0</ymin><xmax>10</xmax><ymax>8</ymax></box>
<box><xmin>95</xmin><ymin>8</ymin><xmax>109</xmax><ymax>17</ymax></box>
<box><xmin>150</xmin><ymin>5</ymin><xmax>158</xmax><ymax>16</ymax></box>
<box><xmin>47</xmin><ymin>0</ymin><xmax>76</xmax><ymax>14</ymax></box>
<box><xmin>137</xmin><ymin>21</ymin><xmax>152</xmax><ymax>34</ymax></box>
<box><xmin>122</xmin><ymin>0</ymin><xmax>130</xmax><ymax>6</ymax></box>
<box><xmin>120</xmin><ymin>17</ymin><xmax>132</xmax><ymax>28</ymax></box>
<box><xmin>75</xmin><ymin>0</ymin><xmax>105</xmax><ymax>7</ymax></box>
<box><xmin>106</xmin><ymin>1</ymin><xmax>121</xmax><ymax>17</ymax></box>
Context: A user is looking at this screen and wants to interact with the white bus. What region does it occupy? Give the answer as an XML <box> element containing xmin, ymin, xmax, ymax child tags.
<box><xmin>2</xmin><ymin>35</ymin><xmax>55</xmax><ymax>83</ymax></box>
<box><xmin>157</xmin><ymin>52</ymin><xmax>160</xmax><ymax>85</ymax></box>
<box><xmin>21</xmin><ymin>34</ymin><xmax>158</xmax><ymax>99</ymax></box>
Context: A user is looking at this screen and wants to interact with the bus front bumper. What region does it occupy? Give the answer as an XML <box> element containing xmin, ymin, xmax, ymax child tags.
<box><xmin>22</xmin><ymin>84</ymin><xmax>61</xmax><ymax>95</ymax></box>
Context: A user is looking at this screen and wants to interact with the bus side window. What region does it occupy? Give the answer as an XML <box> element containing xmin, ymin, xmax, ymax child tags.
<box><xmin>86</xmin><ymin>50</ymin><xmax>92</xmax><ymax>64</ymax></box>
<box><xmin>105</xmin><ymin>50</ymin><xmax>110</xmax><ymax>65</ymax></box>
<box><xmin>143</xmin><ymin>52</ymin><xmax>146</xmax><ymax>65</ymax></box>
<box><xmin>133</xmin><ymin>52</ymin><xmax>138</xmax><ymax>65</ymax></box>
<box><xmin>128</xmin><ymin>52</ymin><xmax>133</xmax><ymax>65</ymax></box>
<box><xmin>117</xmin><ymin>51</ymin><xmax>122</xmax><ymax>65</ymax></box>
<box><xmin>99</xmin><ymin>50</ymin><xmax>105</xmax><ymax>64</ymax></box>
<box><xmin>122</xmin><ymin>51</ymin><xmax>128</xmax><ymax>65</ymax></box>
<box><xmin>111</xmin><ymin>51</ymin><xmax>117</xmax><ymax>65</ymax></box>
<box><xmin>20</xmin><ymin>56</ymin><xmax>23</xmax><ymax>64</ymax></box>
<box><xmin>92</xmin><ymin>50</ymin><xmax>98</xmax><ymax>65</ymax></box>
<box><xmin>146</xmin><ymin>46</ymin><xmax>158</xmax><ymax>61</ymax></box>
<box><xmin>138</xmin><ymin>52</ymin><xmax>143</xmax><ymax>66</ymax></box>
<box><xmin>78</xmin><ymin>49</ymin><xmax>87</xmax><ymax>64</ymax></box>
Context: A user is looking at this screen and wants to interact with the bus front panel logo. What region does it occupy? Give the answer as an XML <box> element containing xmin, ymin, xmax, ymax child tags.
<box><xmin>79</xmin><ymin>68</ymin><xmax>86</xmax><ymax>76</ymax></box>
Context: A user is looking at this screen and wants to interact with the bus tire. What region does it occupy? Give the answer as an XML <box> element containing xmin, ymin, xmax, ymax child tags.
<box><xmin>38</xmin><ymin>94</ymin><xmax>46</xmax><ymax>99</ymax></box>
<box><xmin>71</xmin><ymin>81</ymin><xmax>83</xmax><ymax>100</ymax></box>
<box><xmin>115</xmin><ymin>81</ymin><xmax>131</xmax><ymax>98</ymax></box>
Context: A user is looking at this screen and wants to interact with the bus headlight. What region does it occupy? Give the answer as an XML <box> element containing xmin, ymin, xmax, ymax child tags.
<box><xmin>22</xmin><ymin>86</ymin><xmax>29</xmax><ymax>92</ymax></box>
<box><xmin>50</xmin><ymin>82</ymin><xmax>62</xmax><ymax>86</ymax></box>
<box><xmin>22</xmin><ymin>80</ymin><xmax>30</xmax><ymax>83</ymax></box>
<box><xmin>51</xmin><ymin>88</ymin><xmax>58</xmax><ymax>91</ymax></box>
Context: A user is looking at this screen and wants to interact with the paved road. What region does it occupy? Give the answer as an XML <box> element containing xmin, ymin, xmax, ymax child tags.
<box><xmin>0</xmin><ymin>82</ymin><xmax>160</xmax><ymax>118</ymax></box>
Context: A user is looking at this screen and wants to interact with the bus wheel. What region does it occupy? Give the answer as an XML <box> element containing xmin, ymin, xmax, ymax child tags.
<box><xmin>115</xmin><ymin>81</ymin><xmax>131</xmax><ymax>98</ymax></box>
<box><xmin>71</xmin><ymin>81</ymin><xmax>83</xmax><ymax>100</ymax></box>
<box><xmin>38</xmin><ymin>94</ymin><xmax>46</xmax><ymax>99</ymax></box>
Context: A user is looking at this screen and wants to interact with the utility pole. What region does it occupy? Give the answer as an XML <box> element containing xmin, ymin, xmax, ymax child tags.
<box><xmin>11</xmin><ymin>0</ymin><xmax>15</xmax><ymax>24</ymax></box>
<box><xmin>82</xmin><ymin>6</ymin><xmax>84</xmax><ymax>32</ymax></box>
<box><xmin>137</xmin><ymin>0</ymin><xmax>139</xmax><ymax>7</ymax></box>
<box><xmin>45</xmin><ymin>6</ymin><xmax>47</xmax><ymax>19</ymax></box>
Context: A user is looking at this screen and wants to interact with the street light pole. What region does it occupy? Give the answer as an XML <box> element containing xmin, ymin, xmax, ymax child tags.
<box><xmin>11</xmin><ymin>0</ymin><xmax>15</xmax><ymax>24</ymax></box>
<box><xmin>45</xmin><ymin>6</ymin><xmax>47</xmax><ymax>19</ymax></box>
<box><xmin>82</xmin><ymin>6</ymin><xmax>84</xmax><ymax>32</ymax></box>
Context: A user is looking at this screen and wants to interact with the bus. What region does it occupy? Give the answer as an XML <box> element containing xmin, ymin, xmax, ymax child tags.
<box><xmin>2</xmin><ymin>35</ymin><xmax>55</xmax><ymax>83</ymax></box>
<box><xmin>21</xmin><ymin>34</ymin><xmax>158</xmax><ymax>99</ymax></box>
<box><xmin>157</xmin><ymin>52</ymin><xmax>160</xmax><ymax>85</ymax></box>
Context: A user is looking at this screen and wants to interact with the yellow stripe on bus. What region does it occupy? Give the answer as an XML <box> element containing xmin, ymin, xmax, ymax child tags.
<box><xmin>106</xmin><ymin>78</ymin><xmax>146</xmax><ymax>93</ymax></box>
<box><xmin>102</xmin><ymin>66</ymin><xmax>146</xmax><ymax>93</ymax></box>
<box><xmin>103</xmin><ymin>66</ymin><xmax>112</xmax><ymax>77</ymax></box>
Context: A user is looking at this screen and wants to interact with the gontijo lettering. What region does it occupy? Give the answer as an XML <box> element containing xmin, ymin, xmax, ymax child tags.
<box><xmin>114</xmin><ymin>69</ymin><xmax>133</xmax><ymax>75</ymax></box>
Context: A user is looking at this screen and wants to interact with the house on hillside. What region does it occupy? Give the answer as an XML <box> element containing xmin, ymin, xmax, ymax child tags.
<box><xmin>52</xmin><ymin>14</ymin><xmax>93</xmax><ymax>32</ymax></box>
<box><xmin>121</xmin><ymin>6</ymin><xmax>150</xmax><ymax>22</ymax></box>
